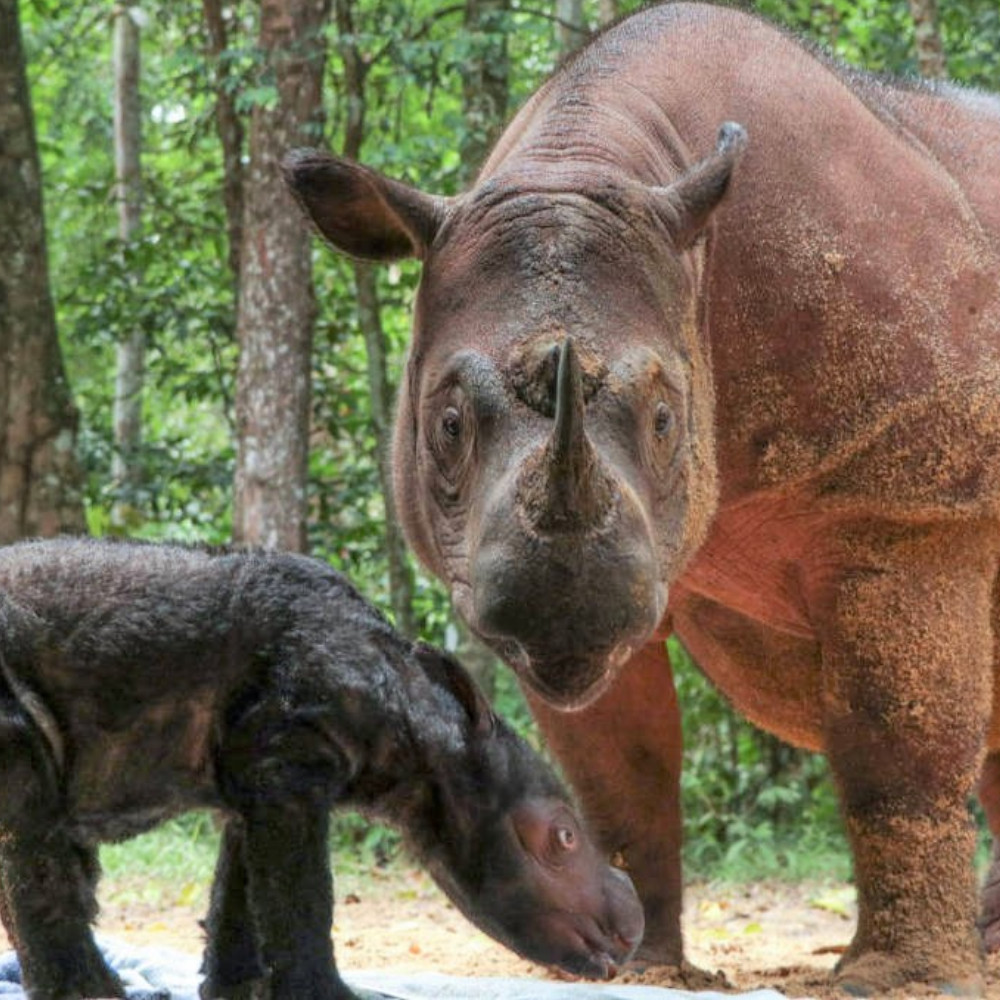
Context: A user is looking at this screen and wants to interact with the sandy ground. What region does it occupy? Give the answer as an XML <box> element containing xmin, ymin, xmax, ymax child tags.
<box><xmin>5</xmin><ymin>863</ymin><xmax>998</xmax><ymax>999</ymax></box>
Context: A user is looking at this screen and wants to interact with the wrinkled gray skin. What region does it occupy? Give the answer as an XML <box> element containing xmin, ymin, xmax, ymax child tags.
<box><xmin>0</xmin><ymin>538</ymin><xmax>642</xmax><ymax>1000</ymax></box>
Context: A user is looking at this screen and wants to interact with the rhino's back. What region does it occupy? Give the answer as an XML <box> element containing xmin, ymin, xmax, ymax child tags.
<box><xmin>554</xmin><ymin>4</ymin><xmax>1000</xmax><ymax>515</ymax></box>
<box><xmin>861</xmin><ymin>79</ymin><xmax>1000</xmax><ymax>248</ymax></box>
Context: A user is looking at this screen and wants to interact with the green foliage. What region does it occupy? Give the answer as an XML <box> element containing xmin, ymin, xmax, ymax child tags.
<box><xmin>100</xmin><ymin>812</ymin><xmax>220</xmax><ymax>894</ymax></box>
<box><xmin>672</xmin><ymin>639</ymin><xmax>848</xmax><ymax>879</ymax></box>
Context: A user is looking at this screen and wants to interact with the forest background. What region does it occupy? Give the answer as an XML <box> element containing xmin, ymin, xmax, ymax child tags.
<box><xmin>2</xmin><ymin>0</ymin><xmax>999</xmax><ymax>879</ymax></box>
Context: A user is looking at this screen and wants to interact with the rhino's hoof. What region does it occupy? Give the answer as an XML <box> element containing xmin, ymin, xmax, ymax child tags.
<box><xmin>834</xmin><ymin>955</ymin><xmax>984</xmax><ymax>998</ymax></box>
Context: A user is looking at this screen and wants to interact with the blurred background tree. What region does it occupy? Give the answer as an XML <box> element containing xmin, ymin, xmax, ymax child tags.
<box><xmin>0</xmin><ymin>0</ymin><xmax>84</xmax><ymax>542</ymax></box>
<box><xmin>6</xmin><ymin>0</ymin><xmax>999</xmax><ymax>874</ymax></box>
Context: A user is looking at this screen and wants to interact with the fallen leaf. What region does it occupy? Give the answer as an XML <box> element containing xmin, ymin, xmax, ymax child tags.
<box><xmin>812</xmin><ymin>944</ymin><xmax>848</xmax><ymax>955</ymax></box>
<box><xmin>808</xmin><ymin>887</ymin><xmax>856</xmax><ymax>919</ymax></box>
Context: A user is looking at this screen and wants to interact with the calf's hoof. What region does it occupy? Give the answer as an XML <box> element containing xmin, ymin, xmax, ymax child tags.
<box><xmin>199</xmin><ymin>975</ymin><xmax>269</xmax><ymax>1000</ymax></box>
<box><xmin>834</xmin><ymin>950</ymin><xmax>984</xmax><ymax>998</ymax></box>
<box><xmin>265</xmin><ymin>969</ymin><xmax>356</xmax><ymax>1000</ymax></box>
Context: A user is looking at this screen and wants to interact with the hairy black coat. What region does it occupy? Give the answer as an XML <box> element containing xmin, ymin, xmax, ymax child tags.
<box><xmin>0</xmin><ymin>538</ymin><xmax>641</xmax><ymax>1000</ymax></box>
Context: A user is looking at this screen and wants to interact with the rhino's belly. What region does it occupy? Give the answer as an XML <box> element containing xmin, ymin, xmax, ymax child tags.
<box><xmin>671</xmin><ymin>587</ymin><xmax>825</xmax><ymax>751</ymax></box>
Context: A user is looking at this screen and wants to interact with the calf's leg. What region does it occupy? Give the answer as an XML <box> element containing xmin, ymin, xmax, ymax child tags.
<box><xmin>816</xmin><ymin>522</ymin><xmax>994</xmax><ymax>997</ymax></box>
<box><xmin>0</xmin><ymin>838</ymin><xmax>120</xmax><ymax>1000</ymax></box>
<box><xmin>200</xmin><ymin>820</ymin><xmax>265</xmax><ymax>1000</ymax></box>
<box><xmin>240</xmin><ymin>803</ymin><xmax>352</xmax><ymax>1000</ymax></box>
<box><xmin>0</xmin><ymin>699</ymin><xmax>122</xmax><ymax>1000</ymax></box>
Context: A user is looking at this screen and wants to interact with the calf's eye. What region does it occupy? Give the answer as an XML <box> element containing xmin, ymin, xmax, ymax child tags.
<box><xmin>553</xmin><ymin>825</ymin><xmax>577</xmax><ymax>851</ymax></box>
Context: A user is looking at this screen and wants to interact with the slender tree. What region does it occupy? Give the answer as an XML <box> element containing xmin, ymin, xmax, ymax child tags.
<box><xmin>461</xmin><ymin>0</ymin><xmax>510</xmax><ymax>176</ymax></box>
<box><xmin>0</xmin><ymin>0</ymin><xmax>84</xmax><ymax>542</ymax></box>
<box><xmin>598</xmin><ymin>0</ymin><xmax>618</xmax><ymax>27</ymax></box>
<box><xmin>333</xmin><ymin>0</ymin><xmax>417</xmax><ymax>635</ymax></box>
<box><xmin>908</xmin><ymin>0</ymin><xmax>947</xmax><ymax>79</ymax></box>
<box><xmin>555</xmin><ymin>0</ymin><xmax>587</xmax><ymax>58</ymax></box>
<box><xmin>233</xmin><ymin>0</ymin><xmax>332</xmax><ymax>551</ymax></box>
<box><xmin>202</xmin><ymin>0</ymin><xmax>245</xmax><ymax>299</ymax></box>
<box><xmin>110</xmin><ymin>0</ymin><xmax>145</xmax><ymax>525</ymax></box>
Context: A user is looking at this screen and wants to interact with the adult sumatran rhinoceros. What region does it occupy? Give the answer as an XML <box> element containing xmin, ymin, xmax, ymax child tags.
<box><xmin>285</xmin><ymin>3</ymin><xmax>1000</xmax><ymax>994</ymax></box>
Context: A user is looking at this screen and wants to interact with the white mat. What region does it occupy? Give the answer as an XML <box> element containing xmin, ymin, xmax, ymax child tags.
<box><xmin>0</xmin><ymin>939</ymin><xmax>798</xmax><ymax>999</ymax></box>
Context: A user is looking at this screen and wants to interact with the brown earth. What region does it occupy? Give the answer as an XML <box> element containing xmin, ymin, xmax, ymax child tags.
<box><xmin>5</xmin><ymin>865</ymin><xmax>998</xmax><ymax>999</ymax></box>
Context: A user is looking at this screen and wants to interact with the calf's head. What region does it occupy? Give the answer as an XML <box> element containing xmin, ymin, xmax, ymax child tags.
<box><xmin>286</xmin><ymin>124</ymin><xmax>745</xmax><ymax>707</ymax></box>
<box><xmin>404</xmin><ymin>645</ymin><xmax>643</xmax><ymax>977</ymax></box>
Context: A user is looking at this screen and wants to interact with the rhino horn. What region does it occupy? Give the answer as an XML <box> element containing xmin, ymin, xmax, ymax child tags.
<box><xmin>522</xmin><ymin>338</ymin><xmax>614</xmax><ymax>532</ymax></box>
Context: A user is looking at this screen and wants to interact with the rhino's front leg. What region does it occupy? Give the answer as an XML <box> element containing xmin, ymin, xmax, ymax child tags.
<box><xmin>817</xmin><ymin>521</ymin><xmax>994</xmax><ymax>997</ymax></box>
<box><xmin>526</xmin><ymin>639</ymin><xmax>685</xmax><ymax>967</ymax></box>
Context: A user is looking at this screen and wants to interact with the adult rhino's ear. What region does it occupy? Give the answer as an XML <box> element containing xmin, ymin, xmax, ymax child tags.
<box><xmin>414</xmin><ymin>642</ymin><xmax>496</xmax><ymax>737</ymax></box>
<box><xmin>282</xmin><ymin>149</ymin><xmax>452</xmax><ymax>261</ymax></box>
<box><xmin>652</xmin><ymin>122</ymin><xmax>748</xmax><ymax>249</ymax></box>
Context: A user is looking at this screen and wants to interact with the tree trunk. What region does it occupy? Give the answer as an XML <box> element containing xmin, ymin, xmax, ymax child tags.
<box><xmin>355</xmin><ymin>263</ymin><xmax>416</xmax><ymax>636</ymax></box>
<box><xmin>597</xmin><ymin>0</ymin><xmax>618</xmax><ymax>28</ymax></box>
<box><xmin>907</xmin><ymin>0</ymin><xmax>947</xmax><ymax>79</ymax></box>
<box><xmin>334</xmin><ymin>0</ymin><xmax>417</xmax><ymax>634</ymax></box>
<box><xmin>202</xmin><ymin>0</ymin><xmax>245</xmax><ymax>297</ymax></box>
<box><xmin>111</xmin><ymin>1</ymin><xmax>145</xmax><ymax>525</ymax></box>
<box><xmin>460</xmin><ymin>0</ymin><xmax>510</xmax><ymax>179</ymax></box>
<box><xmin>555</xmin><ymin>0</ymin><xmax>587</xmax><ymax>59</ymax></box>
<box><xmin>0</xmin><ymin>0</ymin><xmax>85</xmax><ymax>542</ymax></box>
<box><xmin>232</xmin><ymin>0</ymin><xmax>331</xmax><ymax>552</ymax></box>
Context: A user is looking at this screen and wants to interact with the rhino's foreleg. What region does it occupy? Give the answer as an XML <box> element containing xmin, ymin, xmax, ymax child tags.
<box><xmin>527</xmin><ymin>640</ymin><xmax>685</xmax><ymax>967</ymax></box>
<box><xmin>200</xmin><ymin>820</ymin><xmax>266</xmax><ymax>1000</ymax></box>
<box><xmin>818</xmin><ymin>521</ymin><xmax>994</xmax><ymax>997</ymax></box>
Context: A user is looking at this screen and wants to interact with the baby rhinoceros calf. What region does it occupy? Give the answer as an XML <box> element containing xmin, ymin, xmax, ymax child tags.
<box><xmin>0</xmin><ymin>538</ymin><xmax>643</xmax><ymax>1000</ymax></box>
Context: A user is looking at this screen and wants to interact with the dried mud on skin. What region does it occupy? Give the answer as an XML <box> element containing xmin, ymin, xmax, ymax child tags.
<box><xmin>4</xmin><ymin>871</ymin><xmax>1000</xmax><ymax>999</ymax></box>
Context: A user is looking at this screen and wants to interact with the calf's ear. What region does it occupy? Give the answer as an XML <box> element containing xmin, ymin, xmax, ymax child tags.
<box><xmin>414</xmin><ymin>643</ymin><xmax>496</xmax><ymax>737</ymax></box>
<box><xmin>282</xmin><ymin>149</ymin><xmax>451</xmax><ymax>261</ymax></box>
<box><xmin>652</xmin><ymin>121</ymin><xmax>748</xmax><ymax>249</ymax></box>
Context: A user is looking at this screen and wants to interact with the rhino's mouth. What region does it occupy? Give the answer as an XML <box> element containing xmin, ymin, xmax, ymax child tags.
<box><xmin>518</xmin><ymin>656</ymin><xmax>624</xmax><ymax>712</ymax></box>
<box><xmin>464</xmin><ymin>620</ymin><xmax>625</xmax><ymax>710</ymax></box>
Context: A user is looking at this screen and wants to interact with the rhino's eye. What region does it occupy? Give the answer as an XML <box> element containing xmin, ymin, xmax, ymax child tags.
<box><xmin>441</xmin><ymin>406</ymin><xmax>462</xmax><ymax>440</ymax></box>
<box><xmin>653</xmin><ymin>401</ymin><xmax>673</xmax><ymax>438</ymax></box>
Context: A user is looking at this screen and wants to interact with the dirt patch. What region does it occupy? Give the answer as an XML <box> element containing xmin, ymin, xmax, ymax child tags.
<box><xmin>5</xmin><ymin>866</ymin><xmax>1000</xmax><ymax>998</ymax></box>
